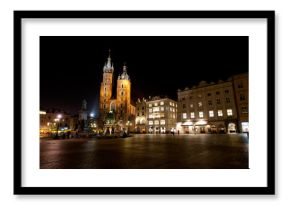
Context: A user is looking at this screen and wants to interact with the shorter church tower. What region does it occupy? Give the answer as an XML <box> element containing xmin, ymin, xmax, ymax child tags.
<box><xmin>116</xmin><ymin>64</ymin><xmax>131</xmax><ymax>123</ymax></box>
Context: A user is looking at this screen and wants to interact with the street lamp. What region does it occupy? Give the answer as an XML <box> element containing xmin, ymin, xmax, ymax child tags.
<box><xmin>54</xmin><ymin>114</ymin><xmax>62</xmax><ymax>138</ymax></box>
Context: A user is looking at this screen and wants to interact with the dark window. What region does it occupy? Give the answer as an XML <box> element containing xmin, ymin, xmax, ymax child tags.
<box><xmin>207</xmin><ymin>93</ymin><xmax>211</xmax><ymax>97</ymax></box>
<box><xmin>240</xmin><ymin>94</ymin><xmax>246</xmax><ymax>101</ymax></box>
<box><xmin>238</xmin><ymin>82</ymin><xmax>243</xmax><ymax>88</ymax></box>
<box><xmin>226</xmin><ymin>98</ymin><xmax>231</xmax><ymax>103</ymax></box>
<box><xmin>208</xmin><ymin>100</ymin><xmax>212</xmax><ymax>106</ymax></box>
<box><xmin>216</xmin><ymin>91</ymin><xmax>220</xmax><ymax>95</ymax></box>
<box><xmin>183</xmin><ymin>104</ymin><xmax>186</xmax><ymax>109</ymax></box>
<box><xmin>142</xmin><ymin>112</ymin><xmax>145</xmax><ymax>116</ymax></box>
<box><xmin>225</xmin><ymin>90</ymin><xmax>229</xmax><ymax>94</ymax></box>
<box><xmin>242</xmin><ymin>106</ymin><xmax>248</xmax><ymax>114</ymax></box>
<box><xmin>216</xmin><ymin>99</ymin><xmax>221</xmax><ymax>104</ymax></box>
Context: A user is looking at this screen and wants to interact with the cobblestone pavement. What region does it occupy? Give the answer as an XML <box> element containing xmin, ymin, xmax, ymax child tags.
<box><xmin>40</xmin><ymin>134</ymin><xmax>248</xmax><ymax>169</ymax></box>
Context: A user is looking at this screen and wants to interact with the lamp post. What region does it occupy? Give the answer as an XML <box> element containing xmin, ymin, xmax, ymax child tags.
<box><xmin>54</xmin><ymin>114</ymin><xmax>62</xmax><ymax>138</ymax></box>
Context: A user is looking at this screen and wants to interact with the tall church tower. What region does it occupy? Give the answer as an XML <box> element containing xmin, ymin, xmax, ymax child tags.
<box><xmin>116</xmin><ymin>64</ymin><xmax>131</xmax><ymax>123</ymax></box>
<box><xmin>99</xmin><ymin>50</ymin><xmax>114</xmax><ymax>122</ymax></box>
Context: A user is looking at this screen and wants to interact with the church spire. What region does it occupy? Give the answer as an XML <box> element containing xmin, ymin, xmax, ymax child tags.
<box><xmin>123</xmin><ymin>62</ymin><xmax>127</xmax><ymax>73</ymax></box>
<box><xmin>103</xmin><ymin>49</ymin><xmax>114</xmax><ymax>72</ymax></box>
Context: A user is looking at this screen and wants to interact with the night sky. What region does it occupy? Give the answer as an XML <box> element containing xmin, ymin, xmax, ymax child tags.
<box><xmin>40</xmin><ymin>36</ymin><xmax>248</xmax><ymax>115</ymax></box>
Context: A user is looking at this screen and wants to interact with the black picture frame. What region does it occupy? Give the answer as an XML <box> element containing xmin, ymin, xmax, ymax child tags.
<box><xmin>14</xmin><ymin>10</ymin><xmax>275</xmax><ymax>195</ymax></box>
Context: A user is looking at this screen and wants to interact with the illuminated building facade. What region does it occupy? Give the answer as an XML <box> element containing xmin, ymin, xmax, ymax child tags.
<box><xmin>176</xmin><ymin>77</ymin><xmax>242</xmax><ymax>134</ymax></box>
<box><xmin>146</xmin><ymin>96</ymin><xmax>177</xmax><ymax>134</ymax></box>
<box><xmin>39</xmin><ymin>108</ymin><xmax>77</xmax><ymax>137</ymax></box>
<box><xmin>232</xmin><ymin>73</ymin><xmax>249</xmax><ymax>133</ymax></box>
<box><xmin>99</xmin><ymin>51</ymin><xmax>136</xmax><ymax>132</ymax></box>
<box><xmin>135</xmin><ymin>98</ymin><xmax>147</xmax><ymax>133</ymax></box>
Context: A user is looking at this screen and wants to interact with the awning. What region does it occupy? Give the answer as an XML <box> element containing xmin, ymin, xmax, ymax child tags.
<box><xmin>181</xmin><ymin>121</ymin><xmax>194</xmax><ymax>126</ymax></box>
<box><xmin>195</xmin><ymin>120</ymin><xmax>207</xmax><ymax>126</ymax></box>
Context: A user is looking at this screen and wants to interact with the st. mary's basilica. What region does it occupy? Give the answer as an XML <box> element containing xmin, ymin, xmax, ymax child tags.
<box><xmin>99</xmin><ymin>51</ymin><xmax>136</xmax><ymax>133</ymax></box>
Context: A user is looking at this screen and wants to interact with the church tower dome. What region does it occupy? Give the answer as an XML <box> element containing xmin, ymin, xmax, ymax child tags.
<box><xmin>118</xmin><ymin>63</ymin><xmax>130</xmax><ymax>80</ymax></box>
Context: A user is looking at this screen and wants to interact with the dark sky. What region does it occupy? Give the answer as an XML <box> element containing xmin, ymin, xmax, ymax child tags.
<box><xmin>40</xmin><ymin>36</ymin><xmax>248</xmax><ymax>115</ymax></box>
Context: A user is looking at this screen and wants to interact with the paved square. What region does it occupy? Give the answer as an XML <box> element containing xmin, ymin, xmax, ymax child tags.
<box><xmin>40</xmin><ymin>134</ymin><xmax>248</xmax><ymax>169</ymax></box>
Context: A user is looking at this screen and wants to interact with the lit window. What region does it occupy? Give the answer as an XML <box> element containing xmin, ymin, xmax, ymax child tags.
<box><xmin>149</xmin><ymin>114</ymin><xmax>154</xmax><ymax>118</ymax></box>
<box><xmin>199</xmin><ymin>111</ymin><xmax>204</xmax><ymax>118</ymax></box>
<box><xmin>209</xmin><ymin>110</ymin><xmax>214</xmax><ymax>117</ymax></box>
<box><xmin>154</xmin><ymin>120</ymin><xmax>159</xmax><ymax>125</ymax></box>
<box><xmin>198</xmin><ymin>94</ymin><xmax>202</xmax><ymax>98</ymax></box>
<box><xmin>190</xmin><ymin>112</ymin><xmax>195</xmax><ymax>118</ymax></box>
<box><xmin>173</xmin><ymin>114</ymin><xmax>176</xmax><ymax>119</ymax></box>
<box><xmin>149</xmin><ymin>108</ymin><xmax>152</xmax><ymax>113</ymax></box>
<box><xmin>149</xmin><ymin>121</ymin><xmax>153</xmax><ymax>125</ymax></box>
<box><xmin>182</xmin><ymin>113</ymin><xmax>187</xmax><ymax>119</ymax></box>
<box><xmin>198</xmin><ymin>102</ymin><xmax>202</xmax><ymax>107</ymax></box>
<box><xmin>153</xmin><ymin>107</ymin><xmax>159</xmax><ymax>112</ymax></box>
<box><xmin>160</xmin><ymin>101</ymin><xmax>164</xmax><ymax>105</ymax></box>
<box><xmin>170</xmin><ymin>102</ymin><xmax>172</xmax><ymax>106</ymax></box>
<box><xmin>218</xmin><ymin>110</ymin><xmax>223</xmax><ymax>117</ymax></box>
<box><xmin>154</xmin><ymin>102</ymin><xmax>158</xmax><ymax>106</ymax></box>
<box><xmin>149</xmin><ymin>104</ymin><xmax>152</xmax><ymax>107</ymax></box>
<box><xmin>160</xmin><ymin>120</ymin><xmax>166</xmax><ymax>125</ymax></box>
<box><xmin>227</xmin><ymin>109</ymin><xmax>233</xmax><ymax>116</ymax></box>
<box><xmin>172</xmin><ymin>103</ymin><xmax>175</xmax><ymax>107</ymax></box>
<box><xmin>160</xmin><ymin>107</ymin><xmax>164</xmax><ymax>111</ymax></box>
<box><xmin>172</xmin><ymin>108</ymin><xmax>175</xmax><ymax>112</ymax></box>
<box><xmin>190</xmin><ymin>104</ymin><xmax>193</xmax><ymax>108</ymax></box>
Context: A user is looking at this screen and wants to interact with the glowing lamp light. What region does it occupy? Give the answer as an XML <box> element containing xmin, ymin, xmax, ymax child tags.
<box><xmin>57</xmin><ymin>114</ymin><xmax>62</xmax><ymax>119</ymax></box>
<box><xmin>90</xmin><ymin>113</ymin><xmax>95</xmax><ymax>117</ymax></box>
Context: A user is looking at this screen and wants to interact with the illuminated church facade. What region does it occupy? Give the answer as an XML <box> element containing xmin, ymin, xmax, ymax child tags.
<box><xmin>99</xmin><ymin>51</ymin><xmax>136</xmax><ymax>132</ymax></box>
